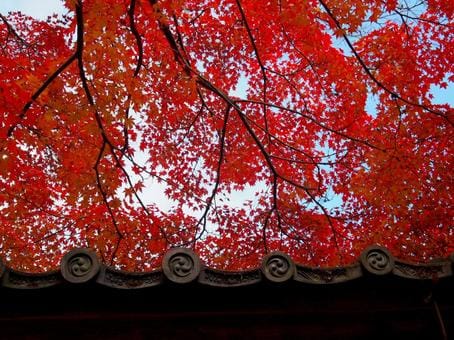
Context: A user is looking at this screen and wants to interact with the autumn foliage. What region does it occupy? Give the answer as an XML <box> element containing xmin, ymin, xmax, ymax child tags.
<box><xmin>0</xmin><ymin>0</ymin><xmax>453</xmax><ymax>272</ymax></box>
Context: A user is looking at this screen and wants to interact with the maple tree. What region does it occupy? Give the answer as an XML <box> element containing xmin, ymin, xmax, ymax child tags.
<box><xmin>0</xmin><ymin>0</ymin><xmax>452</xmax><ymax>272</ymax></box>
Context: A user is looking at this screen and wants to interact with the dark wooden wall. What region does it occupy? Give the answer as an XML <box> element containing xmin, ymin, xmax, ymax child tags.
<box><xmin>0</xmin><ymin>276</ymin><xmax>452</xmax><ymax>339</ymax></box>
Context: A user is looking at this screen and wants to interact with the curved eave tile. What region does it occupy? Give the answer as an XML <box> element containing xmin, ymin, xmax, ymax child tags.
<box><xmin>294</xmin><ymin>263</ymin><xmax>362</xmax><ymax>284</ymax></box>
<box><xmin>1</xmin><ymin>269</ymin><xmax>62</xmax><ymax>289</ymax></box>
<box><xmin>393</xmin><ymin>260</ymin><xmax>452</xmax><ymax>280</ymax></box>
<box><xmin>97</xmin><ymin>265</ymin><xmax>163</xmax><ymax>289</ymax></box>
<box><xmin>0</xmin><ymin>246</ymin><xmax>453</xmax><ymax>289</ymax></box>
<box><xmin>198</xmin><ymin>267</ymin><xmax>262</xmax><ymax>287</ymax></box>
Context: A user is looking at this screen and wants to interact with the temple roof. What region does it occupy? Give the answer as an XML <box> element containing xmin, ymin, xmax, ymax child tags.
<box><xmin>1</xmin><ymin>245</ymin><xmax>453</xmax><ymax>289</ymax></box>
<box><xmin>1</xmin><ymin>246</ymin><xmax>453</xmax><ymax>339</ymax></box>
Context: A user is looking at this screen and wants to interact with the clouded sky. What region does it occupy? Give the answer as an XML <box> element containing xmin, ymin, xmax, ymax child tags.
<box><xmin>0</xmin><ymin>0</ymin><xmax>65</xmax><ymax>19</ymax></box>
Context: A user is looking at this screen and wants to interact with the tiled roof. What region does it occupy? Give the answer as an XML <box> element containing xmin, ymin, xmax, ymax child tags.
<box><xmin>1</xmin><ymin>245</ymin><xmax>453</xmax><ymax>289</ymax></box>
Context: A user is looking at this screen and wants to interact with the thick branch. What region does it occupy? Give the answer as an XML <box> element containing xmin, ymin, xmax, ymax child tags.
<box><xmin>128</xmin><ymin>0</ymin><xmax>143</xmax><ymax>77</ymax></box>
<box><xmin>75</xmin><ymin>1</ymin><xmax>124</xmax><ymax>259</ymax></box>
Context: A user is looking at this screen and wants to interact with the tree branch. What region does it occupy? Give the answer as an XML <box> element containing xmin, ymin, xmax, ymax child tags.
<box><xmin>318</xmin><ymin>0</ymin><xmax>453</xmax><ymax>126</ymax></box>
